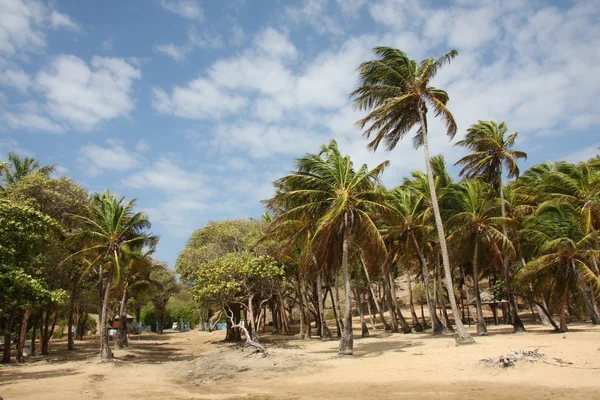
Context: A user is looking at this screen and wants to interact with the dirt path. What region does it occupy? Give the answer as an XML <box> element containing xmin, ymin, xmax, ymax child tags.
<box><xmin>1</xmin><ymin>324</ymin><xmax>600</xmax><ymax>399</ymax></box>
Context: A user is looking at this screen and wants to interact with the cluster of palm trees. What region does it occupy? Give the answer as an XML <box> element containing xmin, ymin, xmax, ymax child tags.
<box><xmin>263</xmin><ymin>47</ymin><xmax>600</xmax><ymax>355</ymax></box>
<box><xmin>1</xmin><ymin>153</ymin><xmax>173</xmax><ymax>363</ymax></box>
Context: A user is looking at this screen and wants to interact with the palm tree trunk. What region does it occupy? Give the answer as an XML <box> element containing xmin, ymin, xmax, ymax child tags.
<box><xmin>409</xmin><ymin>231</ymin><xmax>443</xmax><ymax>334</ymax></box>
<box><xmin>388</xmin><ymin>264</ymin><xmax>411</xmax><ymax>333</ymax></box>
<box><xmin>334</xmin><ymin>273</ymin><xmax>345</xmax><ymax>335</ymax></box>
<box><xmin>67</xmin><ymin>281</ymin><xmax>77</xmax><ymax>351</ymax></box>
<box><xmin>498</xmin><ymin>181</ymin><xmax>526</xmax><ymax>332</ymax></box>
<box><xmin>2</xmin><ymin>312</ymin><xmax>14</xmax><ymax>363</ymax></box>
<box><xmin>316</xmin><ymin>273</ymin><xmax>332</xmax><ymax>340</ymax></box>
<box><xmin>117</xmin><ymin>281</ymin><xmax>129</xmax><ymax>349</ymax></box>
<box><xmin>339</xmin><ymin>227</ymin><xmax>353</xmax><ymax>355</ymax></box>
<box><xmin>383</xmin><ymin>270</ymin><xmax>399</xmax><ymax>333</ymax></box>
<box><xmin>296</xmin><ymin>278</ymin><xmax>307</xmax><ymax>339</ymax></box>
<box><xmin>419</xmin><ymin>108</ymin><xmax>474</xmax><ymax>345</ymax></box>
<box><xmin>30</xmin><ymin>312</ymin><xmax>38</xmax><ymax>356</ymax></box>
<box><xmin>472</xmin><ymin>239</ymin><xmax>487</xmax><ymax>335</ymax></box>
<box><xmin>406</xmin><ymin>270</ymin><xmax>423</xmax><ymax>332</ymax></box>
<box><xmin>329</xmin><ymin>285</ymin><xmax>342</xmax><ymax>338</ymax></box>
<box><xmin>353</xmin><ymin>285</ymin><xmax>369</xmax><ymax>337</ymax></box>
<box><xmin>361</xmin><ymin>257</ymin><xmax>391</xmax><ymax>331</ymax></box>
<box><xmin>100</xmin><ymin>266</ymin><xmax>114</xmax><ymax>362</ymax></box>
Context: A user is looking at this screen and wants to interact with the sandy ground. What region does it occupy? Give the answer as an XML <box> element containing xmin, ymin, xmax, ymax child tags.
<box><xmin>1</xmin><ymin>322</ymin><xmax>600</xmax><ymax>400</ymax></box>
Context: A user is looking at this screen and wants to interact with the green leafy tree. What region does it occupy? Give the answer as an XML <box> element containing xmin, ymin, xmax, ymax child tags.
<box><xmin>455</xmin><ymin>120</ymin><xmax>527</xmax><ymax>331</ymax></box>
<box><xmin>268</xmin><ymin>139</ymin><xmax>388</xmax><ymax>355</ymax></box>
<box><xmin>351</xmin><ymin>46</ymin><xmax>474</xmax><ymax>344</ymax></box>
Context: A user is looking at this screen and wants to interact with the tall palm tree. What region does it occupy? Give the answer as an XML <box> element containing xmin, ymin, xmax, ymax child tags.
<box><xmin>351</xmin><ymin>47</ymin><xmax>474</xmax><ymax>344</ymax></box>
<box><xmin>1</xmin><ymin>152</ymin><xmax>55</xmax><ymax>189</ymax></box>
<box><xmin>268</xmin><ymin>140</ymin><xmax>389</xmax><ymax>355</ymax></box>
<box><xmin>447</xmin><ymin>180</ymin><xmax>514</xmax><ymax>335</ymax></box>
<box><xmin>455</xmin><ymin>120</ymin><xmax>527</xmax><ymax>331</ymax></box>
<box><xmin>68</xmin><ymin>191</ymin><xmax>157</xmax><ymax>361</ymax></box>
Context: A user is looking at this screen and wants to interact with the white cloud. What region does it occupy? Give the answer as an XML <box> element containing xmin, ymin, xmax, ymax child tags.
<box><xmin>155</xmin><ymin>28</ymin><xmax>222</xmax><ymax>62</ymax></box>
<box><xmin>0</xmin><ymin>68</ymin><xmax>32</xmax><ymax>92</ymax></box>
<box><xmin>123</xmin><ymin>157</ymin><xmax>205</xmax><ymax>192</ymax></box>
<box><xmin>0</xmin><ymin>0</ymin><xmax>80</xmax><ymax>56</ymax></box>
<box><xmin>564</xmin><ymin>144</ymin><xmax>600</xmax><ymax>164</ymax></box>
<box><xmin>36</xmin><ymin>55</ymin><xmax>141</xmax><ymax>130</ymax></box>
<box><xmin>284</xmin><ymin>0</ymin><xmax>343</xmax><ymax>35</ymax></box>
<box><xmin>158</xmin><ymin>0</ymin><xmax>203</xmax><ymax>20</ymax></box>
<box><xmin>49</xmin><ymin>10</ymin><xmax>81</xmax><ymax>32</ymax></box>
<box><xmin>78</xmin><ymin>139</ymin><xmax>142</xmax><ymax>176</ymax></box>
<box><xmin>335</xmin><ymin>0</ymin><xmax>366</xmax><ymax>14</ymax></box>
<box><xmin>1</xmin><ymin>103</ymin><xmax>63</xmax><ymax>132</ymax></box>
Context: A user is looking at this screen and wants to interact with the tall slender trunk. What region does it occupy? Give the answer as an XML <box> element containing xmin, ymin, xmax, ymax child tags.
<box><xmin>316</xmin><ymin>273</ymin><xmax>332</xmax><ymax>340</ymax></box>
<box><xmin>117</xmin><ymin>281</ymin><xmax>129</xmax><ymax>349</ymax></box>
<box><xmin>472</xmin><ymin>239</ymin><xmax>487</xmax><ymax>335</ymax></box>
<box><xmin>498</xmin><ymin>181</ymin><xmax>525</xmax><ymax>332</ymax></box>
<box><xmin>353</xmin><ymin>285</ymin><xmax>369</xmax><ymax>337</ymax></box>
<box><xmin>330</xmin><ymin>282</ymin><xmax>342</xmax><ymax>338</ymax></box>
<box><xmin>436</xmin><ymin>254</ymin><xmax>454</xmax><ymax>332</ymax></box>
<box><xmin>2</xmin><ymin>312</ymin><xmax>14</xmax><ymax>363</ymax></box>
<box><xmin>301</xmin><ymin>280</ymin><xmax>312</xmax><ymax>338</ymax></box>
<box><xmin>279</xmin><ymin>293</ymin><xmax>290</xmax><ymax>334</ymax></box>
<box><xmin>559</xmin><ymin>305</ymin><xmax>568</xmax><ymax>332</ymax></box>
<box><xmin>406</xmin><ymin>270</ymin><xmax>423</xmax><ymax>332</ymax></box>
<box><xmin>16</xmin><ymin>309</ymin><xmax>29</xmax><ymax>363</ymax></box>
<box><xmin>361</xmin><ymin>257</ymin><xmax>391</xmax><ymax>330</ymax></box>
<box><xmin>409</xmin><ymin>231</ymin><xmax>443</xmax><ymax>334</ymax></box>
<box><xmin>68</xmin><ymin>281</ymin><xmax>76</xmax><ymax>351</ymax></box>
<box><xmin>100</xmin><ymin>266</ymin><xmax>114</xmax><ymax>362</ymax></box>
<box><xmin>334</xmin><ymin>273</ymin><xmax>344</xmax><ymax>334</ymax></box>
<box><xmin>383</xmin><ymin>270</ymin><xmax>399</xmax><ymax>333</ymax></box>
<box><xmin>31</xmin><ymin>312</ymin><xmax>38</xmax><ymax>356</ymax></box>
<box><xmin>388</xmin><ymin>264</ymin><xmax>411</xmax><ymax>333</ymax></box>
<box><xmin>41</xmin><ymin>306</ymin><xmax>52</xmax><ymax>355</ymax></box>
<box><xmin>338</xmin><ymin>227</ymin><xmax>353</xmax><ymax>355</ymax></box>
<box><xmin>365</xmin><ymin>290</ymin><xmax>377</xmax><ymax>331</ymax></box>
<box><xmin>419</xmin><ymin>108</ymin><xmax>474</xmax><ymax>345</ymax></box>
<box><xmin>296</xmin><ymin>278</ymin><xmax>307</xmax><ymax>339</ymax></box>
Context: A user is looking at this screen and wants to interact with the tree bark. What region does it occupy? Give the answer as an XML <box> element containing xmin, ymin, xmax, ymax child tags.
<box><xmin>410</xmin><ymin>231</ymin><xmax>443</xmax><ymax>335</ymax></box>
<box><xmin>67</xmin><ymin>281</ymin><xmax>76</xmax><ymax>351</ymax></box>
<box><xmin>2</xmin><ymin>312</ymin><xmax>14</xmax><ymax>364</ymax></box>
<box><xmin>100</xmin><ymin>266</ymin><xmax>114</xmax><ymax>362</ymax></box>
<box><xmin>296</xmin><ymin>278</ymin><xmax>307</xmax><ymax>339</ymax></box>
<box><xmin>498</xmin><ymin>181</ymin><xmax>526</xmax><ymax>332</ymax></box>
<box><xmin>406</xmin><ymin>270</ymin><xmax>423</xmax><ymax>332</ymax></box>
<box><xmin>31</xmin><ymin>312</ymin><xmax>38</xmax><ymax>356</ymax></box>
<box><xmin>117</xmin><ymin>281</ymin><xmax>129</xmax><ymax>349</ymax></box>
<box><xmin>361</xmin><ymin>257</ymin><xmax>391</xmax><ymax>331</ymax></box>
<box><xmin>338</xmin><ymin>227</ymin><xmax>353</xmax><ymax>355</ymax></box>
<box><xmin>383</xmin><ymin>270</ymin><xmax>399</xmax><ymax>333</ymax></box>
<box><xmin>225</xmin><ymin>302</ymin><xmax>242</xmax><ymax>342</ymax></box>
<box><xmin>16</xmin><ymin>309</ymin><xmax>29</xmax><ymax>363</ymax></box>
<box><xmin>329</xmin><ymin>283</ymin><xmax>342</xmax><ymax>338</ymax></box>
<box><xmin>353</xmin><ymin>285</ymin><xmax>369</xmax><ymax>337</ymax></box>
<box><xmin>316</xmin><ymin>273</ymin><xmax>332</xmax><ymax>340</ymax></box>
<box><xmin>334</xmin><ymin>273</ymin><xmax>345</xmax><ymax>335</ymax></box>
<box><xmin>388</xmin><ymin>264</ymin><xmax>411</xmax><ymax>333</ymax></box>
<box><xmin>419</xmin><ymin>107</ymin><xmax>474</xmax><ymax>345</ymax></box>
<box><xmin>472</xmin><ymin>239</ymin><xmax>487</xmax><ymax>335</ymax></box>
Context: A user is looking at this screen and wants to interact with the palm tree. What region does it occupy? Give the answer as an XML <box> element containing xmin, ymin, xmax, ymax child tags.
<box><xmin>268</xmin><ymin>140</ymin><xmax>389</xmax><ymax>355</ymax></box>
<box><xmin>350</xmin><ymin>47</ymin><xmax>474</xmax><ymax>344</ymax></box>
<box><xmin>520</xmin><ymin>202</ymin><xmax>600</xmax><ymax>331</ymax></box>
<box><xmin>67</xmin><ymin>191</ymin><xmax>157</xmax><ymax>361</ymax></box>
<box><xmin>455</xmin><ymin>120</ymin><xmax>527</xmax><ymax>331</ymax></box>
<box><xmin>1</xmin><ymin>152</ymin><xmax>55</xmax><ymax>189</ymax></box>
<box><xmin>447</xmin><ymin>180</ymin><xmax>514</xmax><ymax>335</ymax></box>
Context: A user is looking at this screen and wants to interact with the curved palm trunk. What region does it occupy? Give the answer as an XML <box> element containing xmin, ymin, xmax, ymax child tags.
<box><xmin>387</xmin><ymin>265</ymin><xmax>411</xmax><ymax>333</ymax></box>
<box><xmin>361</xmin><ymin>257</ymin><xmax>391</xmax><ymax>330</ymax></box>
<box><xmin>316</xmin><ymin>273</ymin><xmax>333</xmax><ymax>340</ymax></box>
<box><xmin>406</xmin><ymin>270</ymin><xmax>423</xmax><ymax>332</ymax></box>
<box><xmin>472</xmin><ymin>239</ymin><xmax>487</xmax><ymax>335</ymax></box>
<box><xmin>100</xmin><ymin>266</ymin><xmax>114</xmax><ymax>362</ymax></box>
<box><xmin>117</xmin><ymin>281</ymin><xmax>129</xmax><ymax>349</ymax></box>
<box><xmin>353</xmin><ymin>285</ymin><xmax>369</xmax><ymax>337</ymax></box>
<box><xmin>409</xmin><ymin>231</ymin><xmax>443</xmax><ymax>334</ymax></box>
<box><xmin>498</xmin><ymin>182</ymin><xmax>525</xmax><ymax>332</ymax></box>
<box><xmin>419</xmin><ymin>109</ymin><xmax>474</xmax><ymax>345</ymax></box>
<box><xmin>296</xmin><ymin>278</ymin><xmax>307</xmax><ymax>339</ymax></box>
<box><xmin>339</xmin><ymin>228</ymin><xmax>353</xmax><ymax>355</ymax></box>
<box><xmin>334</xmin><ymin>274</ymin><xmax>345</xmax><ymax>335</ymax></box>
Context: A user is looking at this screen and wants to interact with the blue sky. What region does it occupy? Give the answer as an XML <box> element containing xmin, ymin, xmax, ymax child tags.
<box><xmin>1</xmin><ymin>0</ymin><xmax>599</xmax><ymax>267</ymax></box>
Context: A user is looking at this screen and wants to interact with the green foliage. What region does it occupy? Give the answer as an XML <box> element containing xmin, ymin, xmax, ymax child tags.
<box><xmin>0</xmin><ymin>199</ymin><xmax>62</xmax><ymax>312</ymax></box>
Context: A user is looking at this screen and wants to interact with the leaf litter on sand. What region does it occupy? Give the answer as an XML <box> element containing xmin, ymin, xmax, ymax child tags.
<box><xmin>480</xmin><ymin>348</ymin><xmax>544</xmax><ymax>368</ymax></box>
